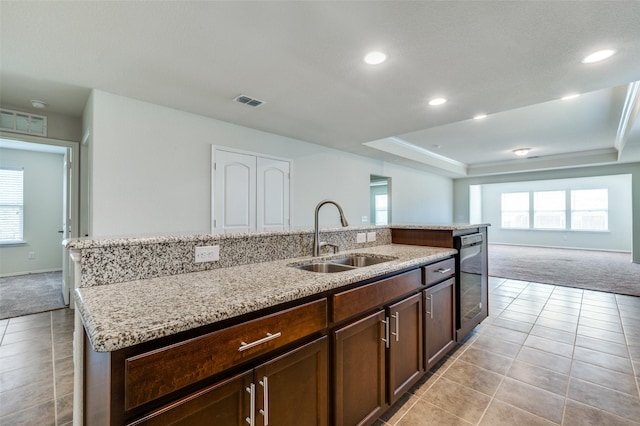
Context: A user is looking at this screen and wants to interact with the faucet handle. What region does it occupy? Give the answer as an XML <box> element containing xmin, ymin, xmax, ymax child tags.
<box><xmin>320</xmin><ymin>242</ymin><xmax>340</xmax><ymax>254</ymax></box>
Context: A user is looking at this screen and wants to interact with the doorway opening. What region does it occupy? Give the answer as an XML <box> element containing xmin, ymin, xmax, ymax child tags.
<box><xmin>370</xmin><ymin>175</ymin><xmax>391</xmax><ymax>225</ymax></box>
<box><xmin>0</xmin><ymin>136</ymin><xmax>78</xmax><ymax>319</ymax></box>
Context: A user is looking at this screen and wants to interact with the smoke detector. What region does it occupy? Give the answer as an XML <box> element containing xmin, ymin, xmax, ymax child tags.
<box><xmin>234</xmin><ymin>94</ymin><xmax>265</xmax><ymax>108</ymax></box>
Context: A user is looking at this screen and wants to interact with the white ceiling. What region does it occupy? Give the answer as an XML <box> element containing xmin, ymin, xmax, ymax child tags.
<box><xmin>1</xmin><ymin>1</ymin><xmax>640</xmax><ymax>177</ymax></box>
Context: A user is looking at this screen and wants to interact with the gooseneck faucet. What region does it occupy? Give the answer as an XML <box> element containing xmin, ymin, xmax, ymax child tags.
<box><xmin>313</xmin><ymin>199</ymin><xmax>349</xmax><ymax>257</ymax></box>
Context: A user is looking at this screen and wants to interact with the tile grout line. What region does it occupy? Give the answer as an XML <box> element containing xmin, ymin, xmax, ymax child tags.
<box><xmin>616</xmin><ymin>295</ymin><xmax>640</xmax><ymax>401</ymax></box>
<box><xmin>51</xmin><ymin>311</ymin><xmax>59</xmax><ymax>426</ymax></box>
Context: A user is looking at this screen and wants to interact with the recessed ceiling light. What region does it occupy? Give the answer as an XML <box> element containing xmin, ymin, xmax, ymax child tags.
<box><xmin>513</xmin><ymin>148</ymin><xmax>530</xmax><ymax>157</ymax></box>
<box><xmin>561</xmin><ymin>94</ymin><xmax>580</xmax><ymax>101</ymax></box>
<box><xmin>30</xmin><ymin>100</ymin><xmax>47</xmax><ymax>109</ymax></box>
<box><xmin>428</xmin><ymin>97</ymin><xmax>447</xmax><ymax>106</ymax></box>
<box><xmin>473</xmin><ymin>114</ymin><xmax>487</xmax><ymax>120</ymax></box>
<box><xmin>364</xmin><ymin>51</ymin><xmax>387</xmax><ymax>65</ymax></box>
<box><xmin>582</xmin><ymin>49</ymin><xmax>616</xmax><ymax>64</ymax></box>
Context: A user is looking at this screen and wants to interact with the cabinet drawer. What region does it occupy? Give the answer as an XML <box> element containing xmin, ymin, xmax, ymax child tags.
<box><xmin>332</xmin><ymin>269</ymin><xmax>421</xmax><ymax>323</ymax></box>
<box><xmin>124</xmin><ymin>298</ymin><xmax>327</xmax><ymax>410</ymax></box>
<box><xmin>423</xmin><ymin>258</ymin><xmax>455</xmax><ymax>286</ymax></box>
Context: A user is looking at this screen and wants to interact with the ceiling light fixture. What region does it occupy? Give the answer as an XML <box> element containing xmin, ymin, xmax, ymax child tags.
<box><xmin>513</xmin><ymin>148</ymin><xmax>530</xmax><ymax>157</ymax></box>
<box><xmin>561</xmin><ymin>94</ymin><xmax>580</xmax><ymax>101</ymax></box>
<box><xmin>30</xmin><ymin>100</ymin><xmax>47</xmax><ymax>109</ymax></box>
<box><xmin>428</xmin><ymin>97</ymin><xmax>447</xmax><ymax>106</ymax></box>
<box><xmin>582</xmin><ymin>49</ymin><xmax>616</xmax><ymax>64</ymax></box>
<box><xmin>364</xmin><ymin>51</ymin><xmax>387</xmax><ymax>65</ymax></box>
<box><xmin>473</xmin><ymin>114</ymin><xmax>487</xmax><ymax>120</ymax></box>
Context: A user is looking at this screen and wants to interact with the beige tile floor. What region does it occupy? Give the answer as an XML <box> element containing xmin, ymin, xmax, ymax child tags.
<box><xmin>378</xmin><ymin>277</ymin><xmax>640</xmax><ymax>425</ymax></box>
<box><xmin>0</xmin><ymin>308</ymin><xmax>74</xmax><ymax>426</ymax></box>
<box><xmin>1</xmin><ymin>278</ymin><xmax>639</xmax><ymax>425</ymax></box>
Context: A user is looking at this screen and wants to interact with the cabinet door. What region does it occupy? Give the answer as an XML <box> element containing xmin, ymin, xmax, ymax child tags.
<box><xmin>424</xmin><ymin>278</ymin><xmax>456</xmax><ymax>370</ymax></box>
<box><xmin>254</xmin><ymin>336</ymin><xmax>328</xmax><ymax>426</ymax></box>
<box><xmin>388</xmin><ymin>293</ymin><xmax>423</xmax><ymax>403</ymax></box>
<box><xmin>334</xmin><ymin>310</ymin><xmax>386</xmax><ymax>426</ymax></box>
<box><xmin>128</xmin><ymin>371</ymin><xmax>253</xmax><ymax>426</ymax></box>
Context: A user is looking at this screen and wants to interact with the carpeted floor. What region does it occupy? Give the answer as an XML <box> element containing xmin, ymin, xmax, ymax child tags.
<box><xmin>0</xmin><ymin>271</ymin><xmax>66</xmax><ymax>319</ymax></box>
<box><xmin>488</xmin><ymin>244</ymin><xmax>640</xmax><ymax>297</ymax></box>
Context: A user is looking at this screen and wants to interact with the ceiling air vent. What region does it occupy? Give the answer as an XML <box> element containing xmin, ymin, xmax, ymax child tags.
<box><xmin>234</xmin><ymin>94</ymin><xmax>265</xmax><ymax>108</ymax></box>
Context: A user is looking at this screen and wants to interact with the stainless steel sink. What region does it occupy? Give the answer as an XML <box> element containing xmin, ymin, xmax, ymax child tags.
<box><xmin>295</xmin><ymin>263</ymin><xmax>357</xmax><ymax>273</ymax></box>
<box><xmin>328</xmin><ymin>254</ymin><xmax>396</xmax><ymax>267</ymax></box>
<box><xmin>290</xmin><ymin>254</ymin><xmax>397</xmax><ymax>273</ymax></box>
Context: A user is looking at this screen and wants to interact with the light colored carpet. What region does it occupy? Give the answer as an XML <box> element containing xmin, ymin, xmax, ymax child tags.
<box><xmin>488</xmin><ymin>244</ymin><xmax>640</xmax><ymax>296</ymax></box>
<box><xmin>0</xmin><ymin>271</ymin><xmax>66</xmax><ymax>319</ymax></box>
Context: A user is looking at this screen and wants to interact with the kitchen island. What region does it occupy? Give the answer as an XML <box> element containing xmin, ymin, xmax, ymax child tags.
<box><xmin>66</xmin><ymin>224</ymin><xmax>487</xmax><ymax>425</ymax></box>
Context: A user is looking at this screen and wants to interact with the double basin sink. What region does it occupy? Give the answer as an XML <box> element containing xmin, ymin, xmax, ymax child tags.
<box><xmin>290</xmin><ymin>254</ymin><xmax>398</xmax><ymax>273</ymax></box>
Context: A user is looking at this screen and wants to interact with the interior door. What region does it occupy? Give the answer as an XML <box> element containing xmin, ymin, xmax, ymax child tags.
<box><xmin>61</xmin><ymin>148</ymin><xmax>72</xmax><ymax>305</ymax></box>
<box><xmin>256</xmin><ymin>157</ymin><xmax>289</xmax><ymax>231</ymax></box>
<box><xmin>213</xmin><ymin>150</ymin><xmax>257</xmax><ymax>233</ymax></box>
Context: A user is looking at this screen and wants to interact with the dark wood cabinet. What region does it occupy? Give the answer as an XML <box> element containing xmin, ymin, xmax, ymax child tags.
<box><xmin>130</xmin><ymin>337</ymin><xmax>328</xmax><ymax>426</ymax></box>
<box><xmin>128</xmin><ymin>371</ymin><xmax>253</xmax><ymax>426</ymax></box>
<box><xmin>254</xmin><ymin>336</ymin><xmax>328</xmax><ymax>426</ymax></box>
<box><xmin>334</xmin><ymin>310</ymin><xmax>387</xmax><ymax>426</ymax></box>
<box><xmin>424</xmin><ymin>277</ymin><xmax>456</xmax><ymax>370</ymax></box>
<box><xmin>387</xmin><ymin>292</ymin><xmax>423</xmax><ymax>403</ymax></box>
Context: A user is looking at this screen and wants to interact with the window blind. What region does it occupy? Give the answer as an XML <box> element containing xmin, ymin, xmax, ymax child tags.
<box><xmin>0</xmin><ymin>168</ymin><xmax>24</xmax><ymax>242</ymax></box>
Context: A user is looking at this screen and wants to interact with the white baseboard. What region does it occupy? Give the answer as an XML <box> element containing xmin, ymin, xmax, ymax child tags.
<box><xmin>0</xmin><ymin>268</ymin><xmax>63</xmax><ymax>278</ymax></box>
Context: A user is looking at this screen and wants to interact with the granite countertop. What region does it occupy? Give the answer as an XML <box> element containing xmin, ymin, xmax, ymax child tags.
<box><xmin>75</xmin><ymin>244</ymin><xmax>456</xmax><ymax>353</ymax></box>
<box><xmin>390</xmin><ymin>223</ymin><xmax>490</xmax><ymax>231</ymax></box>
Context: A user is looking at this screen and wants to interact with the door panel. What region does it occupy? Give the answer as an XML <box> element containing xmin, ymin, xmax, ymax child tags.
<box><xmin>388</xmin><ymin>293</ymin><xmax>423</xmax><ymax>403</ymax></box>
<box><xmin>254</xmin><ymin>337</ymin><xmax>327</xmax><ymax>426</ymax></box>
<box><xmin>334</xmin><ymin>310</ymin><xmax>386</xmax><ymax>426</ymax></box>
<box><xmin>214</xmin><ymin>150</ymin><xmax>256</xmax><ymax>233</ymax></box>
<box><xmin>257</xmin><ymin>157</ymin><xmax>289</xmax><ymax>231</ymax></box>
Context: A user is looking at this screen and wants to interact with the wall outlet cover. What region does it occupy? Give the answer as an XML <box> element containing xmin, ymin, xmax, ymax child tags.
<box><xmin>356</xmin><ymin>233</ymin><xmax>367</xmax><ymax>243</ymax></box>
<box><xmin>195</xmin><ymin>245</ymin><xmax>220</xmax><ymax>263</ymax></box>
<box><xmin>367</xmin><ymin>232</ymin><xmax>376</xmax><ymax>242</ymax></box>
<box><xmin>361</xmin><ymin>215</ymin><xmax>368</xmax><ymax>223</ymax></box>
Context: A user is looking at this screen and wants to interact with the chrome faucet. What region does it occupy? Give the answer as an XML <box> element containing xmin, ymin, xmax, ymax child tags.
<box><xmin>313</xmin><ymin>200</ymin><xmax>349</xmax><ymax>257</ymax></box>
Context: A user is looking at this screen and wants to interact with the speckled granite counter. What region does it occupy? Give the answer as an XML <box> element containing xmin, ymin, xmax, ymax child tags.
<box><xmin>75</xmin><ymin>244</ymin><xmax>455</xmax><ymax>353</ymax></box>
<box><xmin>390</xmin><ymin>224</ymin><xmax>490</xmax><ymax>231</ymax></box>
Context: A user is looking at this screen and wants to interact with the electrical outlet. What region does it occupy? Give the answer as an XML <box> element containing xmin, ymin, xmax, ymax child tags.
<box><xmin>195</xmin><ymin>245</ymin><xmax>220</xmax><ymax>263</ymax></box>
<box><xmin>367</xmin><ymin>232</ymin><xmax>376</xmax><ymax>242</ymax></box>
<box><xmin>28</xmin><ymin>251</ymin><xmax>36</xmax><ymax>260</ymax></box>
<box><xmin>356</xmin><ymin>233</ymin><xmax>367</xmax><ymax>243</ymax></box>
<box><xmin>361</xmin><ymin>215</ymin><xmax>368</xmax><ymax>223</ymax></box>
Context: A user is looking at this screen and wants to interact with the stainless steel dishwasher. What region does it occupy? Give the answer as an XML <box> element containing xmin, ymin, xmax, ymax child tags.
<box><xmin>454</xmin><ymin>232</ymin><xmax>488</xmax><ymax>341</ymax></box>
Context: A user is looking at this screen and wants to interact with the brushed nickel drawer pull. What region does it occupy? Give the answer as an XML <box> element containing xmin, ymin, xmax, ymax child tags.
<box><xmin>436</xmin><ymin>268</ymin><xmax>452</xmax><ymax>274</ymax></box>
<box><xmin>245</xmin><ymin>383</ymin><xmax>255</xmax><ymax>425</ymax></box>
<box><xmin>391</xmin><ymin>312</ymin><xmax>400</xmax><ymax>342</ymax></box>
<box><xmin>239</xmin><ymin>332</ymin><xmax>282</xmax><ymax>352</ymax></box>
<box><xmin>381</xmin><ymin>318</ymin><xmax>390</xmax><ymax>348</ymax></box>
<box><xmin>259</xmin><ymin>376</ymin><xmax>269</xmax><ymax>425</ymax></box>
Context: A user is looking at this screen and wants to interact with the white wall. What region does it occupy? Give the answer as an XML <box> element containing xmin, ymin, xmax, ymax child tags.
<box><xmin>87</xmin><ymin>90</ymin><xmax>453</xmax><ymax>236</ymax></box>
<box><xmin>480</xmin><ymin>175</ymin><xmax>632</xmax><ymax>251</ymax></box>
<box><xmin>0</xmin><ymin>148</ymin><xmax>64</xmax><ymax>276</ymax></box>
<box><xmin>383</xmin><ymin>163</ymin><xmax>454</xmax><ymax>224</ymax></box>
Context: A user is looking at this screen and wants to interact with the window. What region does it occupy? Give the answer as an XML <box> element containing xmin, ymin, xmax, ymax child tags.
<box><xmin>501</xmin><ymin>192</ymin><xmax>529</xmax><ymax>229</ymax></box>
<box><xmin>374</xmin><ymin>194</ymin><xmax>388</xmax><ymax>225</ymax></box>
<box><xmin>534</xmin><ymin>191</ymin><xmax>565</xmax><ymax>229</ymax></box>
<box><xmin>571</xmin><ymin>189</ymin><xmax>608</xmax><ymax>231</ymax></box>
<box><xmin>0</xmin><ymin>168</ymin><xmax>24</xmax><ymax>242</ymax></box>
<box><xmin>500</xmin><ymin>188</ymin><xmax>609</xmax><ymax>231</ymax></box>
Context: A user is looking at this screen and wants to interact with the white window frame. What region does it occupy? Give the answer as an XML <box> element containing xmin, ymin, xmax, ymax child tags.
<box><xmin>0</xmin><ymin>108</ymin><xmax>48</xmax><ymax>137</ymax></box>
<box><xmin>0</xmin><ymin>167</ymin><xmax>25</xmax><ymax>244</ymax></box>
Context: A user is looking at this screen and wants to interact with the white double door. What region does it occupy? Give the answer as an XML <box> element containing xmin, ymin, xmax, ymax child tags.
<box><xmin>213</xmin><ymin>148</ymin><xmax>290</xmax><ymax>233</ymax></box>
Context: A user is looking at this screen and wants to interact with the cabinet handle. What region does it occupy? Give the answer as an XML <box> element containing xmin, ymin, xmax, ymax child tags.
<box><xmin>259</xmin><ymin>376</ymin><xmax>269</xmax><ymax>425</ymax></box>
<box><xmin>381</xmin><ymin>318</ymin><xmax>390</xmax><ymax>348</ymax></box>
<box><xmin>426</xmin><ymin>296</ymin><xmax>434</xmax><ymax>319</ymax></box>
<box><xmin>239</xmin><ymin>332</ymin><xmax>282</xmax><ymax>352</ymax></box>
<box><xmin>436</xmin><ymin>268</ymin><xmax>452</xmax><ymax>274</ymax></box>
<box><xmin>391</xmin><ymin>312</ymin><xmax>399</xmax><ymax>342</ymax></box>
<box><xmin>245</xmin><ymin>383</ymin><xmax>255</xmax><ymax>426</ymax></box>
